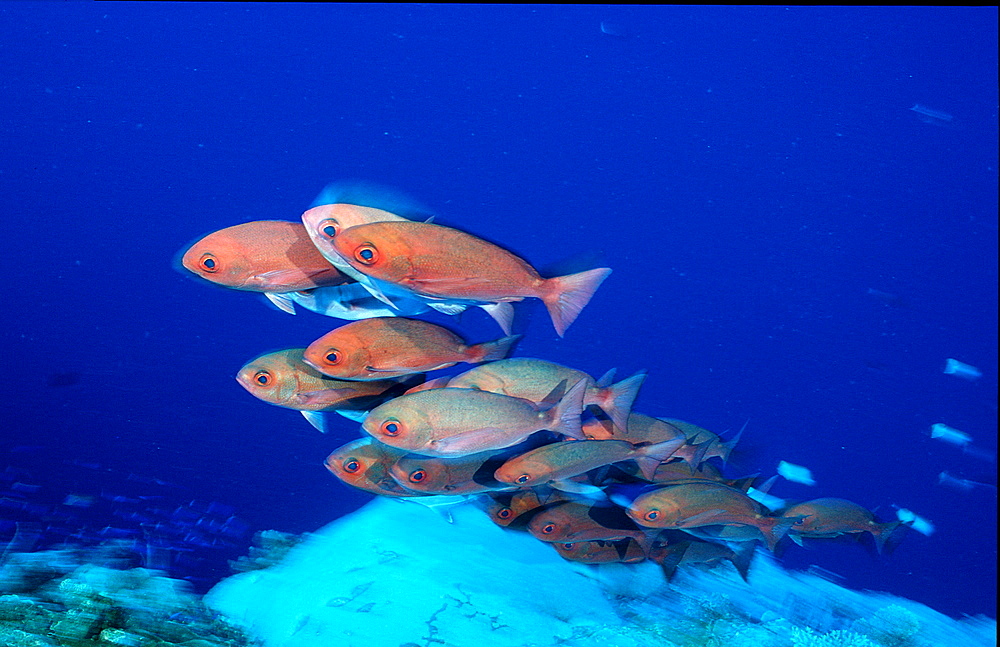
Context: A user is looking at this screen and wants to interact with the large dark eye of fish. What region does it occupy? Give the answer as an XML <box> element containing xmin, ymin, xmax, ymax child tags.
<box><xmin>343</xmin><ymin>459</ymin><xmax>362</xmax><ymax>473</ymax></box>
<box><xmin>408</xmin><ymin>469</ymin><xmax>427</xmax><ymax>483</ymax></box>
<box><xmin>253</xmin><ymin>370</ymin><xmax>272</xmax><ymax>387</ymax></box>
<box><xmin>318</xmin><ymin>218</ymin><xmax>341</xmax><ymax>239</ymax></box>
<box><xmin>643</xmin><ymin>509</ymin><xmax>660</xmax><ymax>522</ymax></box>
<box><xmin>354</xmin><ymin>244</ymin><xmax>379</xmax><ymax>265</ymax></box>
<box><xmin>496</xmin><ymin>507</ymin><xmax>513</xmax><ymax>520</ymax></box>
<box><xmin>515</xmin><ymin>474</ymin><xmax>531</xmax><ymax>484</ymax></box>
<box><xmin>323</xmin><ymin>349</ymin><xmax>341</xmax><ymax>365</ymax></box>
<box><xmin>562</xmin><ymin>543</ymin><xmax>575</xmax><ymax>550</ymax></box>
<box><xmin>199</xmin><ymin>253</ymin><xmax>219</xmax><ymax>273</ymax></box>
<box><xmin>541</xmin><ymin>523</ymin><xmax>556</xmax><ymax>535</ymax></box>
<box><xmin>380</xmin><ymin>418</ymin><xmax>402</xmax><ymax>437</ymax></box>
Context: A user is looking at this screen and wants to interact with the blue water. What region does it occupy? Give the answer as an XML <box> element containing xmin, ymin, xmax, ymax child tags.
<box><xmin>2</xmin><ymin>4</ymin><xmax>996</xmax><ymax>619</ymax></box>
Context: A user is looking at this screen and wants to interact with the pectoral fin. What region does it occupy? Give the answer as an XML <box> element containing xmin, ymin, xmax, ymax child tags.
<box><xmin>677</xmin><ymin>509</ymin><xmax>727</xmax><ymax>527</ymax></box>
<box><xmin>264</xmin><ymin>292</ymin><xmax>297</xmax><ymax>314</ymax></box>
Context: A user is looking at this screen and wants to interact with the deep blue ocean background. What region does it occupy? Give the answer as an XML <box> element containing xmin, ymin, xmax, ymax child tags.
<box><xmin>2</xmin><ymin>4</ymin><xmax>996</xmax><ymax>620</ymax></box>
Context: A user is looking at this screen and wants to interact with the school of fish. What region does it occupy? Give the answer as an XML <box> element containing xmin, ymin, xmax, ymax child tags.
<box><xmin>180</xmin><ymin>183</ymin><xmax>911</xmax><ymax>582</ymax></box>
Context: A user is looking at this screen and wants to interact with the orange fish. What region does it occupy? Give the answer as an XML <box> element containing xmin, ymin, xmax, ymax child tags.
<box><xmin>329</xmin><ymin>220</ymin><xmax>612</xmax><ymax>336</ymax></box>
<box><xmin>302</xmin><ymin>317</ymin><xmax>519</xmax><ymax>380</ymax></box>
<box><xmin>493</xmin><ymin>438</ymin><xmax>684</xmax><ymax>487</ymax></box>
<box><xmin>582</xmin><ymin>413</ymin><xmax>710</xmax><ymax>470</ymax></box>
<box><xmin>301</xmin><ymin>203</ymin><xmax>410</xmax><ymax>278</ymax></box>
<box><xmin>626</xmin><ymin>482</ymin><xmax>789</xmax><ymax>550</ymax></box>
<box><xmin>485</xmin><ymin>487</ymin><xmax>573</xmax><ymax>528</ymax></box>
<box><xmin>235</xmin><ymin>348</ymin><xmax>418</xmax><ymax>430</ymax></box>
<box><xmin>361</xmin><ymin>380</ymin><xmax>588</xmax><ymax>457</ymax></box>
<box><xmin>553</xmin><ymin>538</ymin><xmax>647</xmax><ymax>565</ymax></box>
<box><xmin>180</xmin><ymin>220</ymin><xmax>348</xmax><ymax>292</ymax></box>
<box><xmin>389</xmin><ymin>450</ymin><xmax>513</xmax><ymax>495</ymax></box>
<box><xmin>323</xmin><ymin>438</ymin><xmax>422</xmax><ymax>497</ymax></box>
<box><xmin>780</xmin><ymin>498</ymin><xmax>905</xmax><ymax>552</ymax></box>
<box><xmin>647</xmin><ymin>535</ymin><xmax>753</xmax><ymax>581</ymax></box>
<box><xmin>446</xmin><ymin>358</ymin><xmax>645</xmax><ymax>432</ymax></box>
<box><xmin>662</xmin><ymin>418</ymin><xmax>741</xmax><ymax>464</ymax></box>
<box><xmin>527</xmin><ymin>500</ymin><xmax>649</xmax><ymax>545</ymax></box>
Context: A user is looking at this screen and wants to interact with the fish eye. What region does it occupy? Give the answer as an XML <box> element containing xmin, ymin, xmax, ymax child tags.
<box><xmin>323</xmin><ymin>349</ymin><xmax>341</xmax><ymax>365</ymax></box>
<box><xmin>541</xmin><ymin>523</ymin><xmax>556</xmax><ymax>535</ymax></box>
<box><xmin>408</xmin><ymin>469</ymin><xmax>427</xmax><ymax>483</ymax></box>
<box><xmin>562</xmin><ymin>543</ymin><xmax>575</xmax><ymax>550</ymax></box>
<box><xmin>253</xmin><ymin>370</ymin><xmax>272</xmax><ymax>387</ymax></box>
<box><xmin>515</xmin><ymin>474</ymin><xmax>531</xmax><ymax>484</ymax></box>
<box><xmin>198</xmin><ymin>253</ymin><xmax>219</xmax><ymax>273</ymax></box>
<box><xmin>318</xmin><ymin>218</ymin><xmax>341</xmax><ymax>239</ymax></box>
<box><xmin>793</xmin><ymin>518</ymin><xmax>805</xmax><ymax>526</ymax></box>
<box><xmin>380</xmin><ymin>418</ymin><xmax>402</xmax><ymax>437</ymax></box>
<box><xmin>643</xmin><ymin>509</ymin><xmax>660</xmax><ymax>522</ymax></box>
<box><xmin>343</xmin><ymin>459</ymin><xmax>361</xmax><ymax>473</ymax></box>
<box><xmin>354</xmin><ymin>244</ymin><xmax>379</xmax><ymax>265</ymax></box>
<box><xmin>496</xmin><ymin>507</ymin><xmax>512</xmax><ymax>519</ymax></box>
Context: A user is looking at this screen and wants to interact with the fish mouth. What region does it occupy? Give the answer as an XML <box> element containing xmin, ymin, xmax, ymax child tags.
<box><xmin>301</xmin><ymin>356</ymin><xmax>326</xmax><ymax>374</ymax></box>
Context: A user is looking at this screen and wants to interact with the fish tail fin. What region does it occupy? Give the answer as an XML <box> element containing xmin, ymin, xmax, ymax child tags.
<box><xmin>873</xmin><ymin>520</ymin><xmax>909</xmax><ymax>555</ymax></box>
<box><xmin>594</xmin><ymin>367</ymin><xmax>617</xmax><ymax>388</ymax></box>
<box><xmin>635</xmin><ymin>438</ymin><xmax>686</xmax><ymax>480</ymax></box>
<box><xmin>680</xmin><ymin>439</ymin><xmax>713</xmax><ymax>474</ymax></box>
<box><xmin>546</xmin><ymin>378</ymin><xmax>588</xmax><ymax>440</ymax></box>
<box><xmin>597</xmin><ymin>370</ymin><xmax>646</xmax><ymax>432</ymax></box>
<box><xmin>541</xmin><ymin>267</ymin><xmax>612</xmax><ymax>336</ymax></box>
<box><xmin>649</xmin><ymin>541</ymin><xmax>688</xmax><ymax>582</ymax></box>
<box><xmin>728</xmin><ymin>542</ymin><xmax>755</xmax><ymax>581</ymax></box>
<box><xmin>718</xmin><ymin>420</ymin><xmax>748</xmax><ymax>464</ymax></box>
<box><xmin>466</xmin><ymin>334</ymin><xmax>521</xmax><ymax>364</ymax></box>
<box><xmin>759</xmin><ymin>515</ymin><xmax>797</xmax><ymax>552</ymax></box>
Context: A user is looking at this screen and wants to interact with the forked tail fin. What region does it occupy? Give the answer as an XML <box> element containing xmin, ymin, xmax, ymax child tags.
<box><xmin>596</xmin><ymin>370</ymin><xmax>647</xmax><ymax>433</ymax></box>
<box><xmin>541</xmin><ymin>267</ymin><xmax>612</xmax><ymax>336</ymax></box>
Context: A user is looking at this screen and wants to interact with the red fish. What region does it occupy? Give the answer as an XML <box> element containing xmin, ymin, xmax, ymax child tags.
<box><xmin>582</xmin><ymin>413</ymin><xmax>710</xmax><ymax>470</ymax></box>
<box><xmin>780</xmin><ymin>498</ymin><xmax>905</xmax><ymax>552</ymax></box>
<box><xmin>180</xmin><ymin>220</ymin><xmax>348</xmax><ymax>292</ymax></box>
<box><xmin>235</xmin><ymin>348</ymin><xmax>418</xmax><ymax>431</ymax></box>
<box><xmin>485</xmin><ymin>487</ymin><xmax>573</xmax><ymax>528</ymax></box>
<box><xmin>361</xmin><ymin>380</ymin><xmax>588</xmax><ymax>457</ymax></box>
<box><xmin>527</xmin><ymin>500</ymin><xmax>649</xmax><ymax>545</ymax></box>
<box><xmin>647</xmin><ymin>535</ymin><xmax>753</xmax><ymax>581</ymax></box>
<box><xmin>493</xmin><ymin>438</ymin><xmax>685</xmax><ymax>487</ymax></box>
<box><xmin>389</xmin><ymin>450</ymin><xmax>513</xmax><ymax>495</ymax></box>
<box><xmin>446</xmin><ymin>358</ymin><xmax>645</xmax><ymax>432</ymax></box>
<box><xmin>329</xmin><ymin>220</ymin><xmax>611</xmax><ymax>336</ymax></box>
<box><xmin>553</xmin><ymin>538</ymin><xmax>647</xmax><ymax>565</ymax></box>
<box><xmin>302</xmin><ymin>317</ymin><xmax>519</xmax><ymax>380</ymax></box>
<box><xmin>323</xmin><ymin>438</ymin><xmax>422</xmax><ymax>498</ymax></box>
<box><xmin>626</xmin><ymin>482</ymin><xmax>790</xmax><ymax>551</ymax></box>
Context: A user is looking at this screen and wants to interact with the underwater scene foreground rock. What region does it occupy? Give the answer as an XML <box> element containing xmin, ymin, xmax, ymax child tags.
<box><xmin>0</xmin><ymin>546</ymin><xmax>255</xmax><ymax>647</ymax></box>
<box><xmin>205</xmin><ymin>498</ymin><xmax>994</xmax><ymax>647</ymax></box>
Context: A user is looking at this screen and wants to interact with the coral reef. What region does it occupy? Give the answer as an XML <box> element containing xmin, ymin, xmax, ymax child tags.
<box><xmin>228</xmin><ymin>531</ymin><xmax>305</xmax><ymax>574</ymax></box>
<box><xmin>0</xmin><ymin>546</ymin><xmax>256</xmax><ymax>647</ymax></box>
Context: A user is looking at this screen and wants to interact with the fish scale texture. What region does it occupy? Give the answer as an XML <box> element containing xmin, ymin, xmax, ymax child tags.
<box><xmin>204</xmin><ymin>498</ymin><xmax>996</xmax><ymax>647</ymax></box>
